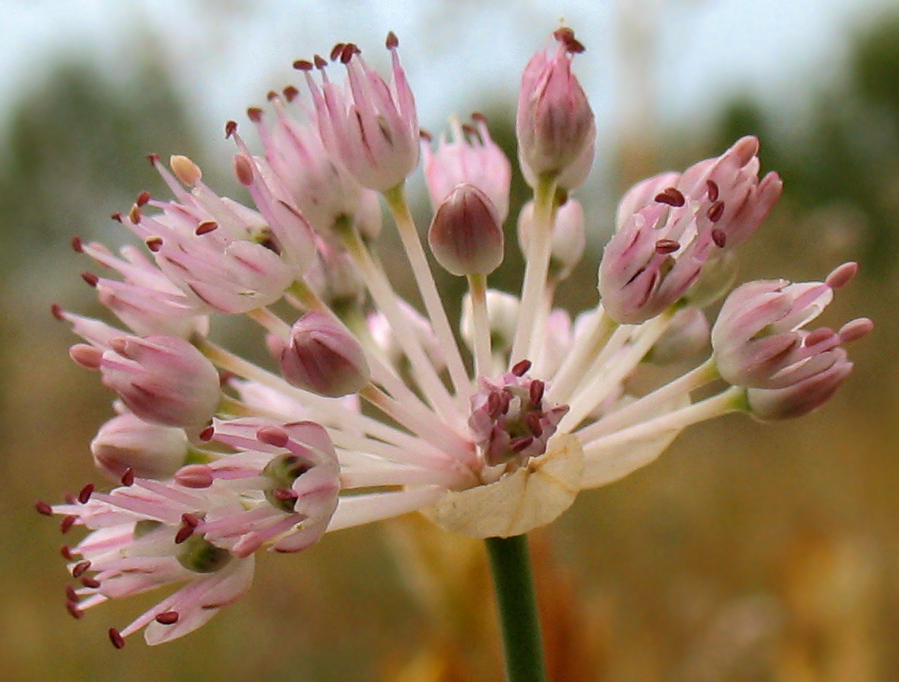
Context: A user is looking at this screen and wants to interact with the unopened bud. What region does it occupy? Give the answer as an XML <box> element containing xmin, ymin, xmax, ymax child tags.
<box><xmin>280</xmin><ymin>312</ymin><xmax>370</xmax><ymax>397</ymax></box>
<box><xmin>428</xmin><ymin>183</ymin><xmax>504</xmax><ymax>276</ymax></box>
<box><xmin>91</xmin><ymin>412</ymin><xmax>189</xmax><ymax>481</ymax></box>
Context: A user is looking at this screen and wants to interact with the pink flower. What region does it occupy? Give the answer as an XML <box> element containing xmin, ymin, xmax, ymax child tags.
<box><xmin>516</xmin><ymin>28</ymin><xmax>596</xmax><ymax>190</ymax></box>
<box><xmin>301</xmin><ymin>34</ymin><xmax>419</xmax><ymax>192</ymax></box>
<box><xmin>423</xmin><ymin>114</ymin><xmax>512</xmax><ymax>221</ymax></box>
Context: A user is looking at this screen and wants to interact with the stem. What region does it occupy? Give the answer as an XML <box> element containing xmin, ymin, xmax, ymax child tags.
<box><xmin>467</xmin><ymin>273</ymin><xmax>491</xmax><ymax>378</ymax></box>
<box><xmin>485</xmin><ymin>535</ymin><xmax>547</xmax><ymax>682</ymax></box>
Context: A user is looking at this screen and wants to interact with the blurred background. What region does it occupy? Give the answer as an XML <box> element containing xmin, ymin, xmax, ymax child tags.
<box><xmin>2</xmin><ymin>0</ymin><xmax>898</xmax><ymax>679</ymax></box>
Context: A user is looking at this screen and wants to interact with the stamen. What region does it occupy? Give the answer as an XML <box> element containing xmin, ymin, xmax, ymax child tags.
<box><xmin>77</xmin><ymin>483</ymin><xmax>94</xmax><ymax>504</ymax></box>
<box><xmin>66</xmin><ymin>601</ymin><xmax>84</xmax><ymax>619</ymax></box>
<box><xmin>35</xmin><ymin>500</ymin><xmax>53</xmax><ymax>516</ymax></box>
<box><xmin>146</xmin><ymin>237</ymin><xmax>163</xmax><ymax>252</ymax></box>
<box><xmin>60</xmin><ymin>545</ymin><xmax>73</xmax><ymax>560</ymax></box>
<box><xmin>329</xmin><ymin>43</ymin><xmax>346</xmax><ymax>61</ymax></box>
<box><xmin>174</xmin><ymin>523</ymin><xmax>195</xmax><ymax>545</ymax></box>
<box><xmin>707</xmin><ymin>180</ymin><xmax>719</xmax><ymax>202</ymax></box>
<box><xmin>529</xmin><ymin>380</ymin><xmax>545</xmax><ymax>405</ymax></box>
<box><xmin>81</xmin><ymin>576</ymin><xmax>101</xmax><ymax>589</ymax></box>
<box><xmin>71</xmin><ymin>236</ymin><xmax>84</xmax><ymax>252</ymax></box>
<box><xmin>257</xmin><ymin>425</ymin><xmax>290</xmax><ymax>448</ymax></box>
<box><xmin>120</xmin><ymin>468</ymin><xmax>135</xmax><ymax>487</ymax></box>
<box><xmin>293</xmin><ymin>59</ymin><xmax>314</xmax><ymax>71</ymax></box>
<box><xmin>136</xmin><ymin>191</ymin><xmax>151</xmax><ymax>207</ymax></box>
<box><xmin>707</xmin><ymin>201</ymin><xmax>725</xmax><ymax>223</ymax></box>
<box><xmin>283</xmin><ymin>85</ymin><xmax>300</xmax><ymax>102</ymax></box>
<box><xmin>247</xmin><ymin>107</ymin><xmax>264</xmax><ymax>123</ymax></box>
<box><xmin>81</xmin><ymin>272</ymin><xmax>99</xmax><ymax>287</ymax></box>
<box><xmin>654</xmin><ymin>187</ymin><xmax>685</xmax><ymax>207</ymax></box>
<box><xmin>60</xmin><ymin>515</ymin><xmax>77</xmax><ymax>534</ymax></box>
<box><xmin>195</xmin><ymin>221</ymin><xmax>219</xmax><ymax>236</ymax></box>
<box><xmin>655</xmin><ymin>239</ymin><xmax>680</xmax><ymax>254</ymax></box>
<box><xmin>511</xmin><ymin>359</ymin><xmax>532</xmax><ymax>377</ymax></box>
<box><xmin>711</xmin><ymin>229</ymin><xmax>727</xmax><ymax>248</ymax></box>
<box><xmin>225</xmin><ymin>120</ymin><xmax>238</xmax><ymax>138</ymax></box>
<box><xmin>65</xmin><ymin>586</ymin><xmax>80</xmax><ymax>602</ymax></box>
<box><xmin>72</xmin><ymin>561</ymin><xmax>91</xmax><ymax>578</ymax></box>
<box><xmin>386</xmin><ymin>31</ymin><xmax>399</xmax><ymax>49</ymax></box>
<box><xmin>825</xmin><ymin>262</ymin><xmax>858</xmax><ymax>289</ymax></box>
<box><xmin>314</xmin><ymin>54</ymin><xmax>328</xmax><ymax>70</ymax></box>
<box><xmin>155</xmin><ymin>611</ymin><xmax>180</xmax><ymax>625</ymax></box>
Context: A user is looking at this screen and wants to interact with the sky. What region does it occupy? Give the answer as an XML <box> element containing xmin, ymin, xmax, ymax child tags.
<box><xmin>2</xmin><ymin>0</ymin><xmax>895</xmax><ymax>144</ymax></box>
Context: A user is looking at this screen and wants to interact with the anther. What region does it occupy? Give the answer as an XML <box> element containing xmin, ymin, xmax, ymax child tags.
<box><xmin>526</xmin><ymin>412</ymin><xmax>544</xmax><ymax>438</ymax></box>
<box><xmin>147</xmin><ymin>153</ymin><xmax>160</xmax><ymax>166</ymax></box>
<box><xmin>77</xmin><ymin>483</ymin><xmax>94</xmax><ymax>504</ymax></box>
<box><xmin>195</xmin><ymin>221</ymin><xmax>218</xmax><ymax>236</ymax></box>
<box><xmin>283</xmin><ymin>85</ymin><xmax>300</xmax><ymax>102</ymax></box>
<box><xmin>174</xmin><ymin>524</ymin><xmax>194</xmax><ymax>545</ymax></box>
<box><xmin>71</xmin><ymin>236</ymin><xmax>84</xmax><ymax>252</ymax></box>
<box><xmin>707</xmin><ymin>201</ymin><xmax>725</xmax><ymax>223</ymax></box>
<box><xmin>511</xmin><ymin>359</ymin><xmax>532</xmax><ymax>376</ymax></box>
<box><xmin>329</xmin><ymin>43</ymin><xmax>346</xmax><ymax>61</ymax></box>
<box><xmin>225</xmin><ymin>120</ymin><xmax>238</xmax><ymax>138</ymax></box>
<box><xmin>266</xmin><ymin>90</ymin><xmax>278</xmax><ymax>101</ymax></box>
<box><xmin>234</xmin><ymin>154</ymin><xmax>255</xmax><ymax>186</ymax></box>
<box><xmin>247</xmin><ymin>107</ymin><xmax>264</xmax><ymax>123</ymax></box>
<box><xmin>60</xmin><ymin>545</ymin><xmax>73</xmax><ymax>561</ymax></box>
<box><xmin>108</xmin><ymin>628</ymin><xmax>126</xmax><ymax>649</ymax></box>
<box><xmin>65</xmin><ymin>586</ymin><xmax>80</xmax><ymax>602</ymax></box>
<box><xmin>181</xmin><ymin>513</ymin><xmax>200</xmax><ymax>528</ymax></box>
<box><xmin>655</xmin><ymin>239</ymin><xmax>680</xmax><ymax>254</ymax></box>
<box><xmin>72</xmin><ymin>561</ymin><xmax>91</xmax><ymax>578</ymax></box>
<box><xmin>81</xmin><ymin>272</ymin><xmax>99</xmax><ymax>287</ymax></box>
<box><xmin>146</xmin><ymin>236</ymin><xmax>163</xmax><ymax>252</ymax></box>
<box><xmin>257</xmin><ymin>425</ymin><xmax>290</xmax><ymax>448</ymax></box>
<box><xmin>339</xmin><ymin>43</ymin><xmax>359</xmax><ymax>64</ymax></box>
<box><xmin>199</xmin><ymin>425</ymin><xmax>214</xmax><ymax>441</ymax></box>
<box><xmin>110</xmin><ymin>212</ymin><xmax>122</xmax><ymax>223</ymax></box>
<box><xmin>707</xmin><ymin>180</ymin><xmax>720</xmax><ymax>202</ymax></box>
<box><xmin>273</xmin><ymin>487</ymin><xmax>299</xmax><ymax>502</ymax></box>
<box><xmin>386</xmin><ymin>31</ymin><xmax>399</xmax><ymax>49</ymax></box>
<box><xmin>510</xmin><ymin>436</ymin><xmax>535</xmax><ymax>453</ymax></box>
<box><xmin>136</xmin><ymin>190</ymin><xmax>151</xmax><ymax>207</ymax></box>
<box><xmin>711</xmin><ymin>229</ymin><xmax>727</xmax><ymax>248</ymax></box>
<box><xmin>529</xmin><ymin>380</ymin><xmax>545</xmax><ymax>405</ymax></box>
<box><xmin>35</xmin><ymin>500</ymin><xmax>53</xmax><ymax>516</ymax></box>
<box><xmin>825</xmin><ymin>262</ymin><xmax>858</xmax><ymax>290</ymax></box>
<box><xmin>419</xmin><ymin>129</ymin><xmax>432</xmax><ymax>142</ymax></box>
<box><xmin>66</xmin><ymin>601</ymin><xmax>84</xmax><ymax>619</ymax></box>
<box><xmin>293</xmin><ymin>59</ymin><xmax>314</xmax><ymax>71</ymax></box>
<box><xmin>81</xmin><ymin>576</ymin><xmax>101</xmax><ymax>589</ymax></box>
<box><xmin>654</xmin><ymin>187</ymin><xmax>685</xmax><ymax>207</ymax></box>
<box><xmin>313</xmin><ymin>54</ymin><xmax>328</xmax><ymax>70</ymax></box>
<box><xmin>553</xmin><ymin>27</ymin><xmax>585</xmax><ymax>53</ymax></box>
<box><xmin>60</xmin><ymin>515</ymin><xmax>77</xmax><ymax>534</ymax></box>
<box><xmin>471</xmin><ymin>112</ymin><xmax>488</xmax><ymax>123</ymax></box>
<box><xmin>155</xmin><ymin>611</ymin><xmax>180</xmax><ymax>625</ymax></box>
<box><xmin>129</xmin><ymin>204</ymin><xmax>141</xmax><ymax>224</ymax></box>
<box><xmin>120</xmin><ymin>468</ymin><xmax>135</xmax><ymax>487</ymax></box>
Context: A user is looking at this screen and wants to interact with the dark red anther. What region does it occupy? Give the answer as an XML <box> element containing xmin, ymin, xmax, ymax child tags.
<box><xmin>553</xmin><ymin>27</ymin><xmax>585</xmax><ymax>54</ymax></box>
<box><xmin>707</xmin><ymin>201</ymin><xmax>725</xmax><ymax>223</ymax></box>
<box><xmin>461</xmin><ymin>123</ymin><xmax>477</xmax><ymax>138</ymax></box>
<box><xmin>77</xmin><ymin>483</ymin><xmax>94</xmax><ymax>504</ymax></box>
<box><xmin>66</xmin><ymin>601</ymin><xmax>84</xmax><ymax>619</ymax></box>
<box><xmin>60</xmin><ymin>515</ymin><xmax>77</xmax><ymax>534</ymax></box>
<box><xmin>109</xmin><ymin>628</ymin><xmax>126</xmax><ymax>649</ymax></box>
<box><xmin>313</xmin><ymin>54</ymin><xmax>328</xmax><ymax>70</ymax></box>
<box><xmin>146</xmin><ymin>237</ymin><xmax>163</xmax><ymax>252</ymax></box>
<box><xmin>195</xmin><ymin>220</ymin><xmax>218</xmax><ymax>235</ymax></box>
<box><xmin>654</xmin><ymin>187</ymin><xmax>686</xmax><ymax>207</ymax></box>
<box><xmin>706</xmin><ymin>180</ymin><xmax>719</xmax><ymax>202</ymax></box>
<box><xmin>225</xmin><ymin>120</ymin><xmax>238</xmax><ymax>138</ymax></box>
<box><xmin>64</xmin><ymin>493</ymin><xmax>77</xmax><ymax>504</ymax></box>
<box><xmin>293</xmin><ymin>59</ymin><xmax>314</xmax><ymax>71</ymax></box>
<box><xmin>35</xmin><ymin>500</ymin><xmax>53</xmax><ymax>516</ymax></box>
<box><xmin>155</xmin><ymin>611</ymin><xmax>180</xmax><ymax>625</ymax></box>
<box><xmin>711</xmin><ymin>228</ymin><xmax>727</xmax><ymax>248</ymax></box>
<box><xmin>529</xmin><ymin>380</ymin><xmax>545</xmax><ymax>406</ymax></box>
<box><xmin>655</xmin><ymin>239</ymin><xmax>680</xmax><ymax>254</ymax></box>
<box><xmin>510</xmin><ymin>436</ymin><xmax>535</xmax><ymax>453</ymax></box>
<box><xmin>110</xmin><ymin>212</ymin><xmax>123</xmax><ymax>223</ymax></box>
<box><xmin>147</xmin><ymin>152</ymin><xmax>160</xmax><ymax>166</ymax></box>
<box><xmin>65</xmin><ymin>586</ymin><xmax>80</xmax><ymax>602</ymax></box>
<box><xmin>120</xmin><ymin>468</ymin><xmax>135</xmax><ymax>487</ymax></box>
<box><xmin>174</xmin><ymin>524</ymin><xmax>194</xmax><ymax>545</ymax></box>
<box><xmin>266</xmin><ymin>90</ymin><xmax>278</xmax><ymax>101</ymax></box>
<box><xmin>386</xmin><ymin>31</ymin><xmax>399</xmax><ymax>49</ymax></box>
<box><xmin>71</xmin><ymin>236</ymin><xmax>84</xmax><ymax>252</ymax></box>
<box><xmin>60</xmin><ymin>545</ymin><xmax>74</xmax><ymax>561</ymax></box>
<box><xmin>283</xmin><ymin>85</ymin><xmax>300</xmax><ymax>102</ymax></box>
<box><xmin>51</xmin><ymin>303</ymin><xmax>65</xmax><ymax>321</ymax></box>
<box><xmin>198</xmin><ymin>425</ymin><xmax>214</xmax><ymax>442</ymax></box>
<box><xmin>339</xmin><ymin>43</ymin><xmax>358</xmax><ymax>64</ymax></box>
<box><xmin>72</xmin><ymin>561</ymin><xmax>91</xmax><ymax>578</ymax></box>
<box><xmin>81</xmin><ymin>576</ymin><xmax>101</xmax><ymax>589</ymax></box>
<box><xmin>471</xmin><ymin>112</ymin><xmax>488</xmax><ymax>123</ymax></box>
<box><xmin>329</xmin><ymin>43</ymin><xmax>346</xmax><ymax>61</ymax></box>
<box><xmin>81</xmin><ymin>272</ymin><xmax>99</xmax><ymax>287</ymax></box>
<box><xmin>511</xmin><ymin>359</ymin><xmax>532</xmax><ymax>377</ymax></box>
<box><xmin>273</xmin><ymin>487</ymin><xmax>299</xmax><ymax>502</ymax></box>
<box><xmin>181</xmin><ymin>513</ymin><xmax>200</xmax><ymax>528</ymax></box>
<box><xmin>136</xmin><ymin>190</ymin><xmax>151</xmax><ymax>207</ymax></box>
<box><xmin>419</xmin><ymin>129</ymin><xmax>433</xmax><ymax>142</ymax></box>
<box><xmin>526</xmin><ymin>412</ymin><xmax>544</xmax><ymax>438</ymax></box>
<box><xmin>247</xmin><ymin>107</ymin><xmax>264</xmax><ymax>123</ymax></box>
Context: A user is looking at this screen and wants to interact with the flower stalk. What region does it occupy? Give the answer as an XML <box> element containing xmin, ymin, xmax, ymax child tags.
<box><xmin>486</xmin><ymin>534</ymin><xmax>547</xmax><ymax>682</ymax></box>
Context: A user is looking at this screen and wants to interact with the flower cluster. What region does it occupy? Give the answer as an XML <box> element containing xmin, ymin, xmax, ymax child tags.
<box><xmin>39</xmin><ymin>28</ymin><xmax>871</xmax><ymax>647</ymax></box>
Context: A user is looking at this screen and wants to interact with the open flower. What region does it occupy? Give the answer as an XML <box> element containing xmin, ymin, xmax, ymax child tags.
<box><xmin>42</xmin><ymin>28</ymin><xmax>869</xmax><ymax>647</ymax></box>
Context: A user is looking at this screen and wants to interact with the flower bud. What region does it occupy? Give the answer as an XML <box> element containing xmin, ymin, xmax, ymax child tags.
<box><xmin>91</xmin><ymin>412</ymin><xmax>189</xmax><ymax>481</ymax></box>
<box><xmin>517</xmin><ymin>198</ymin><xmax>586</xmax><ymax>281</ymax></box>
<box><xmin>279</xmin><ymin>311</ymin><xmax>370</xmax><ymax>397</ymax></box>
<box><xmin>100</xmin><ymin>335</ymin><xmax>221</xmax><ymax>429</ymax></box>
<box><xmin>517</xmin><ymin>28</ymin><xmax>596</xmax><ymax>189</ymax></box>
<box><xmin>428</xmin><ymin>183</ymin><xmax>504</xmax><ymax>276</ymax></box>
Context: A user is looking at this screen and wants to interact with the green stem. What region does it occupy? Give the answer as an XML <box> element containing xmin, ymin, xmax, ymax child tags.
<box><xmin>485</xmin><ymin>534</ymin><xmax>547</xmax><ymax>682</ymax></box>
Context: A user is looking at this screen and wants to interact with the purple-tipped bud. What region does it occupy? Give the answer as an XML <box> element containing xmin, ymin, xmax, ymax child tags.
<box><xmin>99</xmin><ymin>335</ymin><xmax>221</xmax><ymax>429</ymax></box>
<box><xmin>516</xmin><ymin>28</ymin><xmax>596</xmax><ymax>190</ymax></box>
<box><xmin>428</xmin><ymin>183</ymin><xmax>504</xmax><ymax>276</ymax></box>
<box><xmin>91</xmin><ymin>412</ymin><xmax>189</xmax><ymax>481</ymax></box>
<box><xmin>517</xmin><ymin>198</ymin><xmax>586</xmax><ymax>281</ymax></box>
<box><xmin>279</xmin><ymin>311</ymin><xmax>370</xmax><ymax>397</ymax></box>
